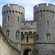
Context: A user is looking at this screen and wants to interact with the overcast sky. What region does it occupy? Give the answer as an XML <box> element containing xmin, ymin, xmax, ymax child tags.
<box><xmin>0</xmin><ymin>0</ymin><xmax>55</xmax><ymax>26</ymax></box>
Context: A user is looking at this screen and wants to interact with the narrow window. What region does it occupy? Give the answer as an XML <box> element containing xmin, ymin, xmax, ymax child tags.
<box><xmin>25</xmin><ymin>32</ymin><xmax>29</xmax><ymax>42</ymax></box>
<box><xmin>33</xmin><ymin>32</ymin><xmax>39</xmax><ymax>40</ymax></box>
<box><xmin>40</xmin><ymin>10</ymin><xmax>42</xmax><ymax>12</ymax></box>
<box><xmin>47</xmin><ymin>10</ymin><xmax>49</xmax><ymax>12</ymax></box>
<box><xmin>41</xmin><ymin>14</ymin><xmax>42</xmax><ymax>18</ymax></box>
<box><xmin>33</xmin><ymin>32</ymin><xmax>36</xmax><ymax>38</ymax></box>
<box><xmin>18</xmin><ymin>16</ymin><xmax>19</xmax><ymax>22</ymax></box>
<box><xmin>37</xmin><ymin>11</ymin><xmax>39</xmax><ymax>13</ymax></box>
<box><xmin>29</xmin><ymin>31</ymin><xmax>32</xmax><ymax>38</ymax></box>
<box><xmin>9</xmin><ymin>10</ymin><xmax>11</xmax><ymax>12</ymax></box>
<box><xmin>6</xmin><ymin>11</ymin><xmax>8</xmax><ymax>13</ymax></box>
<box><xmin>21</xmin><ymin>32</ymin><xmax>24</xmax><ymax>40</ymax></box>
<box><xmin>36</xmin><ymin>34</ymin><xmax>39</xmax><ymax>40</ymax></box>
<box><xmin>29</xmin><ymin>31</ymin><xmax>32</xmax><ymax>35</ymax></box>
<box><xmin>25</xmin><ymin>32</ymin><xmax>28</xmax><ymax>37</ymax></box>
<box><xmin>8</xmin><ymin>16</ymin><xmax>9</xmax><ymax>21</ymax></box>
<box><xmin>16</xmin><ymin>30</ymin><xmax>19</xmax><ymax>40</ymax></box>
<box><xmin>15</xmin><ymin>11</ymin><xmax>17</xmax><ymax>13</ymax></box>
<box><xmin>12</xmin><ymin>10</ymin><xmax>14</xmax><ymax>13</ymax></box>
<box><xmin>6</xmin><ymin>30</ymin><xmax>10</xmax><ymax>37</ymax></box>
<box><xmin>46</xmin><ymin>33</ymin><xmax>51</xmax><ymax>40</ymax></box>
<box><xmin>43</xmin><ymin>10</ymin><xmax>45</xmax><ymax>12</ymax></box>
<box><xmin>47</xmin><ymin>21</ymin><xmax>49</xmax><ymax>26</ymax></box>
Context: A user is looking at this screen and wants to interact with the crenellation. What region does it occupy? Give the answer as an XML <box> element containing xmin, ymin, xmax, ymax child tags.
<box><xmin>38</xmin><ymin>3</ymin><xmax>47</xmax><ymax>7</ymax></box>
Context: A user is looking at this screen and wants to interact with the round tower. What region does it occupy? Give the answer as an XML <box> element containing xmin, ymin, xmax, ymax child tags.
<box><xmin>34</xmin><ymin>3</ymin><xmax>55</xmax><ymax>55</ymax></box>
<box><xmin>2</xmin><ymin>4</ymin><xmax>25</xmax><ymax>43</ymax></box>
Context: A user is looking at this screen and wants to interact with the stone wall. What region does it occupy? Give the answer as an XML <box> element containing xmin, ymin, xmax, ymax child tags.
<box><xmin>0</xmin><ymin>32</ymin><xmax>20</xmax><ymax>55</ymax></box>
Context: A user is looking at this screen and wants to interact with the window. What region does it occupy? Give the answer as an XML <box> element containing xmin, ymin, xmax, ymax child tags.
<box><xmin>47</xmin><ymin>10</ymin><xmax>49</xmax><ymax>12</ymax></box>
<box><xmin>46</xmin><ymin>33</ymin><xmax>51</xmax><ymax>40</ymax></box>
<box><xmin>50</xmin><ymin>10</ymin><xmax>52</xmax><ymax>12</ymax></box>
<box><xmin>12</xmin><ymin>10</ymin><xmax>14</xmax><ymax>13</ymax></box>
<box><xmin>40</xmin><ymin>10</ymin><xmax>42</xmax><ymax>12</ymax></box>
<box><xmin>18</xmin><ymin>16</ymin><xmax>19</xmax><ymax>21</ymax></box>
<box><xmin>29</xmin><ymin>31</ymin><xmax>32</xmax><ymax>38</ymax></box>
<box><xmin>9</xmin><ymin>10</ymin><xmax>11</xmax><ymax>12</ymax></box>
<box><xmin>36</xmin><ymin>34</ymin><xmax>39</xmax><ymax>40</ymax></box>
<box><xmin>25</xmin><ymin>32</ymin><xmax>28</xmax><ymax>34</ymax></box>
<box><xmin>43</xmin><ymin>10</ymin><xmax>46</xmax><ymax>12</ymax></box>
<box><xmin>41</xmin><ymin>14</ymin><xmax>42</xmax><ymax>18</ymax></box>
<box><xmin>6</xmin><ymin>11</ymin><xmax>8</xmax><ymax>13</ymax></box>
<box><xmin>6</xmin><ymin>30</ymin><xmax>10</xmax><ymax>37</ymax></box>
<box><xmin>21</xmin><ymin>32</ymin><xmax>24</xmax><ymax>40</ymax></box>
<box><xmin>47</xmin><ymin>21</ymin><xmax>49</xmax><ymax>26</ymax></box>
<box><xmin>16</xmin><ymin>30</ymin><xmax>19</xmax><ymax>40</ymax></box>
<box><xmin>29</xmin><ymin>31</ymin><xmax>32</xmax><ymax>35</ymax></box>
<box><xmin>15</xmin><ymin>11</ymin><xmax>17</xmax><ymax>13</ymax></box>
<box><xmin>25</xmin><ymin>32</ymin><xmax>28</xmax><ymax>37</ymax></box>
<box><xmin>8</xmin><ymin>16</ymin><xmax>9</xmax><ymax>21</ymax></box>
<box><xmin>33</xmin><ymin>32</ymin><xmax>39</xmax><ymax>40</ymax></box>
<box><xmin>38</xmin><ymin>10</ymin><xmax>39</xmax><ymax>12</ymax></box>
<box><xmin>25</xmin><ymin>32</ymin><xmax>29</xmax><ymax>42</ymax></box>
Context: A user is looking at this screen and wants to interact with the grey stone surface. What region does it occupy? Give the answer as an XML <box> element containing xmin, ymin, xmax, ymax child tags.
<box><xmin>2</xmin><ymin>3</ymin><xmax>55</xmax><ymax>55</ymax></box>
<box><xmin>34</xmin><ymin>3</ymin><xmax>55</xmax><ymax>55</ymax></box>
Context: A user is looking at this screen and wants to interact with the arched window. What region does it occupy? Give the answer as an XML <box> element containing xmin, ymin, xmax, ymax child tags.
<box><xmin>6</xmin><ymin>30</ymin><xmax>10</xmax><ymax>37</ymax></box>
<box><xmin>29</xmin><ymin>31</ymin><xmax>32</xmax><ymax>38</ymax></box>
<box><xmin>21</xmin><ymin>32</ymin><xmax>24</xmax><ymax>40</ymax></box>
<box><xmin>25</xmin><ymin>32</ymin><xmax>29</xmax><ymax>42</ymax></box>
<box><xmin>16</xmin><ymin>30</ymin><xmax>19</xmax><ymax>40</ymax></box>
<box><xmin>29</xmin><ymin>31</ymin><xmax>32</xmax><ymax>35</ymax></box>
<box><xmin>46</xmin><ymin>33</ymin><xmax>51</xmax><ymax>40</ymax></box>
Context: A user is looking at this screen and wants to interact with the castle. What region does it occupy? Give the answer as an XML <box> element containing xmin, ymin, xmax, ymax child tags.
<box><xmin>1</xmin><ymin>3</ymin><xmax>55</xmax><ymax>55</ymax></box>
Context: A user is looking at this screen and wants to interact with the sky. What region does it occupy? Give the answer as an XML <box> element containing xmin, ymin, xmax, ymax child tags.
<box><xmin>0</xmin><ymin>0</ymin><xmax>55</xmax><ymax>26</ymax></box>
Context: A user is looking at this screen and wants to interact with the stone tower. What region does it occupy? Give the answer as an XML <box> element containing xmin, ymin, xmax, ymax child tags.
<box><xmin>34</xmin><ymin>3</ymin><xmax>55</xmax><ymax>55</ymax></box>
<box><xmin>2</xmin><ymin>4</ymin><xmax>25</xmax><ymax>43</ymax></box>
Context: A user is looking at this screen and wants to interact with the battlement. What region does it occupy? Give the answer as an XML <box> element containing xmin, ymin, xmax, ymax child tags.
<box><xmin>3</xmin><ymin>4</ymin><xmax>24</xmax><ymax>9</ymax></box>
<box><xmin>34</xmin><ymin>3</ymin><xmax>55</xmax><ymax>14</ymax></box>
<box><xmin>34</xmin><ymin>3</ymin><xmax>55</xmax><ymax>9</ymax></box>
<box><xmin>34</xmin><ymin>3</ymin><xmax>55</xmax><ymax>8</ymax></box>
<box><xmin>2</xmin><ymin>4</ymin><xmax>25</xmax><ymax>15</ymax></box>
<box><xmin>21</xmin><ymin>21</ymin><xmax>36</xmax><ymax>29</ymax></box>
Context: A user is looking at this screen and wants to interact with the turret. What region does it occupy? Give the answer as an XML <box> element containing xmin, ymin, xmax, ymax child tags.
<box><xmin>2</xmin><ymin>4</ymin><xmax>25</xmax><ymax>43</ymax></box>
<box><xmin>34</xmin><ymin>3</ymin><xmax>55</xmax><ymax>55</ymax></box>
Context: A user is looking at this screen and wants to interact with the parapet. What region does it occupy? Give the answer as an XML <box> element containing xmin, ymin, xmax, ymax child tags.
<box><xmin>2</xmin><ymin>4</ymin><xmax>25</xmax><ymax>15</ymax></box>
<box><xmin>21</xmin><ymin>21</ymin><xmax>37</xmax><ymax>29</ymax></box>
<box><xmin>34</xmin><ymin>3</ymin><xmax>55</xmax><ymax>7</ymax></box>
<box><xmin>34</xmin><ymin>3</ymin><xmax>55</xmax><ymax>12</ymax></box>
<box><xmin>3</xmin><ymin>4</ymin><xmax>24</xmax><ymax>9</ymax></box>
<box><xmin>38</xmin><ymin>3</ymin><xmax>47</xmax><ymax>7</ymax></box>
